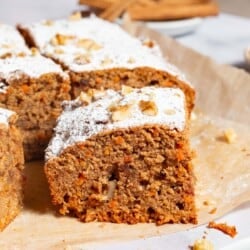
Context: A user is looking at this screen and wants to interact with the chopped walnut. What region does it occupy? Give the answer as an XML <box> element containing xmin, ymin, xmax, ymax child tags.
<box><xmin>223</xmin><ymin>128</ymin><xmax>237</xmax><ymax>144</ymax></box>
<box><xmin>174</xmin><ymin>92</ymin><xmax>182</xmax><ymax>98</ymax></box>
<box><xmin>106</xmin><ymin>180</ymin><xmax>117</xmax><ymax>200</ymax></box>
<box><xmin>68</xmin><ymin>12</ymin><xmax>82</xmax><ymax>21</ymax></box>
<box><xmin>143</xmin><ymin>39</ymin><xmax>155</xmax><ymax>48</ymax></box>
<box><xmin>0</xmin><ymin>52</ymin><xmax>12</xmax><ymax>59</ymax></box>
<box><xmin>74</xmin><ymin>54</ymin><xmax>91</xmax><ymax>65</ymax></box>
<box><xmin>192</xmin><ymin>238</ymin><xmax>214</xmax><ymax>250</ymax></box>
<box><xmin>89</xmin><ymin>42</ymin><xmax>102</xmax><ymax>51</ymax></box>
<box><xmin>17</xmin><ymin>52</ymin><xmax>26</xmax><ymax>57</ymax></box>
<box><xmin>91</xmin><ymin>89</ymin><xmax>106</xmax><ymax>100</ymax></box>
<box><xmin>1</xmin><ymin>44</ymin><xmax>11</xmax><ymax>48</ymax></box>
<box><xmin>50</xmin><ymin>34</ymin><xmax>75</xmax><ymax>46</ymax></box>
<box><xmin>31</xmin><ymin>47</ymin><xmax>39</xmax><ymax>56</ymax></box>
<box><xmin>139</xmin><ymin>100</ymin><xmax>158</xmax><ymax>116</ymax></box>
<box><xmin>79</xmin><ymin>92</ymin><xmax>92</xmax><ymax>105</ymax></box>
<box><xmin>110</xmin><ymin>104</ymin><xmax>132</xmax><ymax>122</ymax></box>
<box><xmin>54</xmin><ymin>48</ymin><xmax>64</xmax><ymax>54</ymax></box>
<box><xmin>165</xmin><ymin>109</ymin><xmax>176</xmax><ymax>115</ymax></box>
<box><xmin>127</xmin><ymin>57</ymin><xmax>135</xmax><ymax>64</ymax></box>
<box><xmin>101</xmin><ymin>56</ymin><xmax>113</xmax><ymax>67</ymax></box>
<box><xmin>43</xmin><ymin>19</ymin><xmax>54</xmax><ymax>26</ymax></box>
<box><xmin>76</xmin><ymin>38</ymin><xmax>102</xmax><ymax>51</ymax></box>
<box><xmin>121</xmin><ymin>85</ymin><xmax>134</xmax><ymax>95</ymax></box>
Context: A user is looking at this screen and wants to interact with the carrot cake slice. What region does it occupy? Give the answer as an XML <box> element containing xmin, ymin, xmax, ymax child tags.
<box><xmin>0</xmin><ymin>23</ymin><xmax>29</xmax><ymax>59</ymax></box>
<box><xmin>0</xmin><ymin>108</ymin><xmax>24</xmax><ymax>231</ymax></box>
<box><xmin>0</xmin><ymin>53</ymin><xmax>70</xmax><ymax>160</ymax></box>
<box><xmin>18</xmin><ymin>15</ymin><xmax>195</xmax><ymax>112</ymax></box>
<box><xmin>45</xmin><ymin>86</ymin><xmax>196</xmax><ymax>225</ymax></box>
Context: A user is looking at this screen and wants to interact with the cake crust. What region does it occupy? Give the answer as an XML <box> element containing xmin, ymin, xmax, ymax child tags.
<box><xmin>0</xmin><ymin>55</ymin><xmax>70</xmax><ymax>160</ymax></box>
<box><xmin>0</xmin><ymin>109</ymin><xmax>24</xmax><ymax>230</ymax></box>
<box><xmin>45</xmin><ymin>87</ymin><xmax>196</xmax><ymax>225</ymax></box>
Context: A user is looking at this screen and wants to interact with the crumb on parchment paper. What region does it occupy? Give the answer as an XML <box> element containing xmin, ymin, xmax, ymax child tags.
<box><xmin>208</xmin><ymin>221</ymin><xmax>237</xmax><ymax>238</ymax></box>
<box><xmin>223</xmin><ymin>128</ymin><xmax>237</xmax><ymax>144</ymax></box>
<box><xmin>190</xmin><ymin>238</ymin><xmax>214</xmax><ymax>250</ymax></box>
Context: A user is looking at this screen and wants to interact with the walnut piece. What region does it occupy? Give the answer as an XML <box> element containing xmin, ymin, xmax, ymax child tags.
<box><xmin>74</xmin><ymin>54</ymin><xmax>91</xmax><ymax>65</ymax></box>
<box><xmin>76</xmin><ymin>38</ymin><xmax>102</xmax><ymax>51</ymax></box>
<box><xmin>143</xmin><ymin>39</ymin><xmax>155</xmax><ymax>48</ymax></box>
<box><xmin>223</xmin><ymin>128</ymin><xmax>237</xmax><ymax>144</ymax></box>
<box><xmin>121</xmin><ymin>85</ymin><xmax>134</xmax><ymax>95</ymax></box>
<box><xmin>31</xmin><ymin>47</ymin><xmax>39</xmax><ymax>56</ymax></box>
<box><xmin>43</xmin><ymin>20</ymin><xmax>54</xmax><ymax>26</ymax></box>
<box><xmin>50</xmin><ymin>34</ymin><xmax>75</xmax><ymax>46</ymax></box>
<box><xmin>110</xmin><ymin>104</ymin><xmax>132</xmax><ymax>122</ymax></box>
<box><xmin>69</xmin><ymin>12</ymin><xmax>82</xmax><ymax>21</ymax></box>
<box><xmin>54</xmin><ymin>48</ymin><xmax>64</xmax><ymax>54</ymax></box>
<box><xmin>192</xmin><ymin>238</ymin><xmax>214</xmax><ymax>250</ymax></box>
<box><xmin>101</xmin><ymin>56</ymin><xmax>113</xmax><ymax>67</ymax></box>
<box><xmin>139</xmin><ymin>100</ymin><xmax>158</xmax><ymax>116</ymax></box>
<box><xmin>165</xmin><ymin>109</ymin><xmax>176</xmax><ymax>115</ymax></box>
<box><xmin>79</xmin><ymin>92</ymin><xmax>92</xmax><ymax>105</ymax></box>
<box><xmin>127</xmin><ymin>57</ymin><xmax>135</xmax><ymax>64</ymax></box>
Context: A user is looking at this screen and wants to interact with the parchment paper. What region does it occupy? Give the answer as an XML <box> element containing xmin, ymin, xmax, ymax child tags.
<box><xmin>0</xmin><ymin>23</ymin><xmax>249</xmax><ymax>249</ymax></box>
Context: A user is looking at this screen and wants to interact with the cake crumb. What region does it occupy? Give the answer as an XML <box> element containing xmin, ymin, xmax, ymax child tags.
<box><xmin>208</xmin><ymin>208</ymin><xmax>217</xmax><ymax>214</ymax></box>
<box><xmin>191</xmin><ymin>238</ymin><xmax>214</xmax><ymax>250</ymax></box>
<box><xmin>208</xmin><ymin>221</ymin><xmax>237</xmax><ymax>238</ymax></box>
<box><xmin>223</xmin><ymin>128</ymin><xmax>237</xmax><ymax>143</ymax></box>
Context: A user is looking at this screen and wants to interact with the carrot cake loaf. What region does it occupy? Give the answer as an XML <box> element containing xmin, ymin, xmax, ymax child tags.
<box><xmin>0</xmin><ymin>54</ymin><xmax>70</xmax><ymax>160</ymax></box>
<box><xmin>0</xmin><ymin>23</ymin><xmax>29</xmax><ymax>59</ymax></box>
<box><xmin>18</xmin><ymin>15</ymin><xmax>195</xmax><ymax>112</ymax></box>
<box><xmin>45</xmin><ymin>86</ymin><xmax>196</xmax><ymax>225</ymax></box>
<box><xmin>0</xmin><ymin>108</ymin><xmax>24</xmax><ymax>231</ymax></box>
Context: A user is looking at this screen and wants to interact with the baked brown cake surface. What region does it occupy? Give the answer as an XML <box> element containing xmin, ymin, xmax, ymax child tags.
<box><xmin>0</xmin><ymin>108</ymin><xmax>24</xmax><ymax>231</ymax></box>
<box><xmin>45</xmin><ymin>86</ymin><xmax>196</xmax><ymax>225</ymax></box>
<box><xmin>0</xmin><ymin>54</ymin><xmax>70</xmax><ymax>160</ymax></box>
<box><xmin>18</xmin><ymin>15</ymin><xmax>195</xmax><ymax>112</ymax></box>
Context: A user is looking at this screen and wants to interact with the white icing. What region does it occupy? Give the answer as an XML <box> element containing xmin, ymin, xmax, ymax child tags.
<box><xmin>0</xmin><ymin>54</ymin><xmax>67</xmax><ymax>80</ymax></box>
<box><xmin>20</xmin><ymin>16</ymin><xmax>188</xmax><ymax>82</ymax></box>
<box><xmin>46</xmin><ymin>87</ymin><xmax>186</xmax><ymax>160</ymax></box>
<box><xmin>0</xmin><ymin>107</ymin><xmax>15</xmax><ymax>126</ymax></box>
<box><xmin>0</xmin><ymin>24</ymin><xmax>29</xmax><ymax>57</ymax></box>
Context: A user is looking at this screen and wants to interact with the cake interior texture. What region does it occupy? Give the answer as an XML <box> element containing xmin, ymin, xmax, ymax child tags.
<box><xmin>45</xmin><ymin>125</ymin><xmax>196</xmax><ymax>225</ymax></box>
<box><xmin>0</xmin><ymin>110</ymin><xmax>24</xmax><ymax>230</ymax></box>
<box><xmin>45</xmin><ymin>87</ymin><xmax>196</xmax><ymax>225</ymax></box>
<box><xmin>0</xmin><ymin>56</ymin><xmax>70</xmax><ymax>160</ymax></box>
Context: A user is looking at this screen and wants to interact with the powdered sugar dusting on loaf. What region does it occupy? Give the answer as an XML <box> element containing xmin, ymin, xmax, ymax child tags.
<box><xmin>46</xmin><ymin>87</ymin><xmax>186</xmax><ymax>160</ymax></box>
<box><xmin>0</xmin><ymin>107</ymin><xmax>15</xmax><ymax>126</ymax></box>
<box><xmin>0</xmin><ymin>24</ymin><xmax>29</xmax><ymax>57</ymax></box>
<box><xmin>0</xmin><ymin>54</ymin><xmax>67</xmax><ymax>81</ymax></box>
<box><xmin>20</xmin><ymin>15</ymin><xmax>187</xmax><ymax>82</ymax></box>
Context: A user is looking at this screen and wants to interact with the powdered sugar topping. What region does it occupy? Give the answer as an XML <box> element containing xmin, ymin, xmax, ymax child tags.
<box><xmin>46</xmin><ymin>86</ymin><xmax>186</xmax><ymax>160</ymax></box>
<box><xmin>0</xmin><ymin>24</ymin><xmax>29</xmax><ymax>58</ymax></box>
<box><xmin>0</xmin><ymin>54</ymin><xmax>67</xmax><ymax>81</ymax></box>
<box><xmin>0</xmin><ymin>107</ymin><xmax>15</xmax><ymax>126</ymax></box>
<box><xmin>20</xmin><ymin>15</ymin><xmax>188</xmax><ymax>81</ymax></box>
